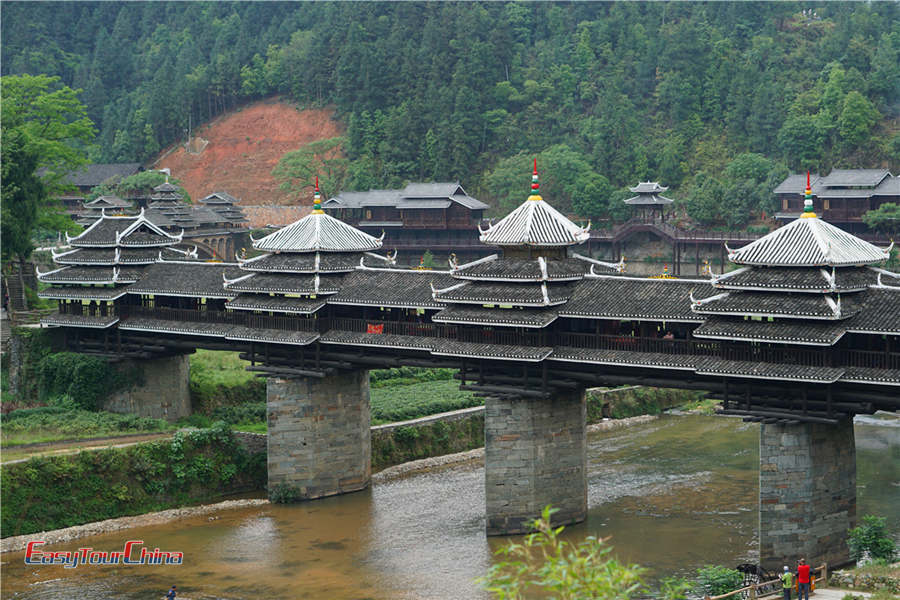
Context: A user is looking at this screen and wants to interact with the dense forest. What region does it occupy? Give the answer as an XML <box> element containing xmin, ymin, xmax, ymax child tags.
<box><xmin>3</xmin><ymin>1</ymin><xmax>899</xmax><ymax>224</ymax></box>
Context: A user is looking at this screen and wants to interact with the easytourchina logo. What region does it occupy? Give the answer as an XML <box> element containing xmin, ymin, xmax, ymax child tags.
<box><xmin>25</xmin><ymin>540</ymin><xmax>183</xmax><ymax>568</ymax></box>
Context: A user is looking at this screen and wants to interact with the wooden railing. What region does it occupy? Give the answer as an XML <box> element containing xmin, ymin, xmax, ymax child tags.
<box><xmin>110</xmin><ymin>307</ymin><xmax>900</xmax><ymax>371</ymax></box>
<box><xmin>705</xmin><ymin>564</ymin><xmax>827</xmax><ymax>600</ymax></box>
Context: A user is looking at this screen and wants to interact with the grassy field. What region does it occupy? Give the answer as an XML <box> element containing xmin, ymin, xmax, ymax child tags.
<box><xmin>371</xmin><ymin>378</ymin><xmax>481</xmax><ymax>425</ymax></box>
<box><xmin>1</xmin><ymin>407</ymin><xmax>174</xmax><ymax>446</ymax></box>
<box><xmin>190</xmin><ymin>350</ymin><xmax>257</xmax><ymax>387</ymax></box>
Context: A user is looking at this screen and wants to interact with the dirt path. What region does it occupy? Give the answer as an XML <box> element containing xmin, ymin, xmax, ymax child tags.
<box><xmin>2</xmin><ymin>432</ymin><xmax>175</xmax><ymax>464</ymax></box>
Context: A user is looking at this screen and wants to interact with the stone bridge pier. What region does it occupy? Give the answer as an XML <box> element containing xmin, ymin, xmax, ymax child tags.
<box><xmin>266</xmin><ymin>370</ymin><xmax>371</xmax><ymax>500</ymax></box>
<box><xmin>484</xmin><ymin>389</ymin><xmax>587</xmax><ymax>536</ymax></box>
<box><xmin>759</xmin><ymin>419</ymin><xmax>856</xmax><ymax>570</ymax></box>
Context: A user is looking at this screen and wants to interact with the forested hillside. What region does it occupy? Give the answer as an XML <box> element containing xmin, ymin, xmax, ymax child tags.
<box><xmin>3</xmin><ymin>2</ymin><xmax>898</xmax><ymax>224</ymax></box>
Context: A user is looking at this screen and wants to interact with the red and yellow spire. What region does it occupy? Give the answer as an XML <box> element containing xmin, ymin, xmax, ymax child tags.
<box><xmin>801</xmin><ymin>170</ymin><xmax>817</xmax><ymax>218</ymax></box>
<box><xmin>528</xmin><ymin>157</ymin><xmax>542</xmax><ymax>202</ymax></box>
<box><xmin>312</xmin><ymin>176</ymin><xmax>324</xmax><ymax>214</ymax></box>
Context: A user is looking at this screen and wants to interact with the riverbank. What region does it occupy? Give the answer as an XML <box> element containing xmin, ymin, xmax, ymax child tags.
<box><xmin>2</xmin><ymin>414</ymin><xmax>661</xmax><ymax>552</ymax></box>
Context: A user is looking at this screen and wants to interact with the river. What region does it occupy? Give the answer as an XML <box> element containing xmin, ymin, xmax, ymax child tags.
<box><xmin>3</xmin><ymin>414</ymin><xmax>897</xmax><ymax>599</ymax></box>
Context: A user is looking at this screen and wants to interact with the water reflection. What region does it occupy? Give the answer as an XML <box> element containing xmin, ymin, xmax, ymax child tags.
<box><xmin>2</xmin><ymin>415</ymin><xmax>897</xmax><ymax>599</ymax></box>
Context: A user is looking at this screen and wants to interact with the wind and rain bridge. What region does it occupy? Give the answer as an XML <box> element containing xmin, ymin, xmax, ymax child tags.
<box><xmin>37</xmin><ymin>168</ymin><xmax>899</xmax><ymax>569</ymax></box>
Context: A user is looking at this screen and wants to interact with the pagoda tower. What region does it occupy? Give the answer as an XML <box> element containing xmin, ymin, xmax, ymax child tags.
<box><xmin>37</xmin><ymin>210</ymin><xmax>182</xmax><ymax>328</ymax></box>
<box><xmin>432</xmin><ymin>162</ymin><xmax>620</xmax><ymax>536</ymax></box>
<box><xmin>624</xmin><ymin>181</ymin><xmax>673</xmax><ymax>221</ymax></box>
<box><xmin>691</xmin><ymin>172</ymin><xmax>894</xmax><ymax>568</ymax></box>
<box><xmin>225</xmin><ymin>179</ymin><xmax>391</xmax><ymax>501</ymax></box>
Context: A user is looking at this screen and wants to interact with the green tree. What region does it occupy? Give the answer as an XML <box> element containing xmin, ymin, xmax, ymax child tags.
<box><xmin>478</xmin><ymin>506</ymin><xmax>645</xmax><ymax>600</ymax></box>
<box><xmin>0</xmin><ymin>74</ymin><xmax>96</xmax><ymax>195</ymax></box>
<box><xmin>1</xmin><ymin>131</ymin><xmax>46</xmax><ymax>261</ymax></box>
<box><xmin>696</xmin><ymin>565</ymin><xmax>744</xmax><ymax>597</ymax></box>
<box><xmin>838</xmin><ymin>91</ymin><xmax>880</xmax><ymax>151</ymax></box>
<box><xmin>273</xmin><ymin>137</ymin><xmax>350</xmax><ymax>202</ymax></box>
<box><xmin>862</xmin><ymin>203</ymin><xmax>900</xmax><ymax>234</ymax></box>
<box><xmin>847</xmin><ymin>515</ymin><xmax>896</xmax><ymax>563</ymax></box>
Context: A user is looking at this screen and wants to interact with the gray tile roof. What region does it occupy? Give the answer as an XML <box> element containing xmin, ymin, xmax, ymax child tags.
<box><xmin>431</xmin><ymin>339</ymin><xmax>553</xmax><ymax>362</ymax></box>
<box><xmin>226</xmin><ymin>295</ymin><xmax>327</xmax><ymax>314</ymax></box>
<box><xmin>840</xmin><ymin>367</ymin><xmax>900</xmax><ymax>386</ymax></box>
<box><xmin>819</xmin><ymin>169</ymin><xmax>891</xmax><ymax>188</ymax></box>
<box><xmin>692</xmin><ymin>291</ymin><xmax>860</xmax><ymax>320</ymax></box>
<box><xmin>224</xmin><ymin>272</ymin><xmax>344</xmax><ymax>295</ymax></box>
<box><xmin>549</xmin><ymin>347</ymin><xmax>700</xmax><ymax>370</ymax></box>
<box><xmin>53</xmin><ymin>248</ymin><xmax>159</xmax><ymax>265</ymax></box>
<box><xmin>119</xmin><ymin>318</ymin><xmax>232</xmax><ymax>337</ymax></box>
<box><xmin>83</xmin><ymin>195</ymin><xmax>132</xmax><ymax>209</ymax></box>
<box><xmin>328</xmin><ymin>270</ymin><xmax>455</xmax><ymax>309</ymax></box>
<box><xmin>773</xmin><ymin>173</ymin><xmax>821</xmax><ymax>195</ymax></box>
<box><xmin>38</xmin><ymin>286</ymin><xmax>127</xmax><ymax>301</ymax></box>
<box><xmin>629</xmin><ymin>182</ymin><xmax>668</xmax><ymax>193</ymax></box>
<box><xmin>41</xmin><ymin>314</ymin><xmax>120</xmax><ymax>328</ymax></box>
<box><xmin>479</xmin><ymin>197</ymin><xmax>590</xmax><ymax>247</ymax></box>
<box><xmin>624</xmin><ymin>193</ymin><xmax>674</xmax><ymax>205</ymax></box>
<box><xmin>68</xmin><ymin>214</ymin><xmax>181</xmax><ymax>247</ymax></box>
<box><xmin>128</xmin><ymin>262</ymin><xmax>243</xmax><ymax>298</ymax></box>
<box><xmin>434</xmin><ymin>281</ymin><xmax>573</xmax><ymax>307</ymax></box>
<box><xmin>432</xmin><ymin>306</ymin><xmax>558</xmax><ymax>328</ymax></box>
<box><xmin>726</xmin><ymin>216</ymin><xmax>890</xmax><ymax>267</ymax></box>
<box><xmin>63</xmin><ymin>163</ymin><xmax>142</xmax><ymax>187</ymax></box>
<box><xmin>560</xmin><ymin>277</ymin><xmax>712</xmax><ymax>322</ymax></box>
<box><xmin>692</xmin><ymin>316</ymin><xmax>847</xmax><ymax>345</ymax></box>
<box><xmin>325</xmin><ymin>182</ymin><xmax>488</xmax><ymax>211</ymax></box>
<box><xmin>320</xmin><ymin>330</ymin><xmax>438</xmax><ymax>351</ymax></box>
<box><xmin>37</xmin><ymin>266</ymin><xmax>142</xmax><ymax>284</ymax></box>
<box><xmin>200</xmin><ymin>191</ymin><xmax>240</xmax><ymax>204</ymax></box>
<box><xmin>237</xmin><ymin>252</ymin><xmax>362</xmax><ymax>273</ymax></box>
<box><xmin>872</xmin><ymin>176</ymin><xmax>900</xmax><ymax>196</ymax></box>
<box><xmin>252</xmin><ymin>212</ymin><xmax>382</xmax><ymax>253</ymax></box>
<box><xmin>846</xmin><ymin>288</ymin><xmax>900</xmax><ymax>334</ymax></box>
<box><xmin>225</xmin><ymin>327</ymin><xmax>319</xmax><ymax>346</ymax></box>
<box><xmin>712</xmin><ymin>266</ymin><xmax>874</xmax><ymax>292</ymax></box>
<box><xmin>695</xmin><ymin>358</ymin><xmax>845</xmax><ymax>383</ymax></box>
<box><xmin>454</xmin><ymin>257</ymin><xmax>588</xmax><ymax>281</ymax></box>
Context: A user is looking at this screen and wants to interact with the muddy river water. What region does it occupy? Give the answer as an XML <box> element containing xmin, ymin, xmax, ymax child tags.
<box><xmin>3</xmin><ymin>414</ymin><xmax>898</xmax><ymax>599</ymax></box>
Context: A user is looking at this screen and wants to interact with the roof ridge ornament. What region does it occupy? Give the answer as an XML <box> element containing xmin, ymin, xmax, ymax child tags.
<box><xmin>800</xmin><ymin>170</ymin><xmax>817</xmax><ymax>219</ymax></box>
<box><xmin>312</xmin><ymin>176</ymin><xmax>324</xmax><ymax>214</ymax></box>
<box><xmin>528</xmin><ymin>157</ymin><xmax>542</xmax><ymax>202</ymax></box>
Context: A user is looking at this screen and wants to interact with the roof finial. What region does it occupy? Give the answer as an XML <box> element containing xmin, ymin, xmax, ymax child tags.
<box><xmin>528</xmin><ymin>157</ymin><xmax>542</xmax><ymax>202</ymax></box>
<box><xmin>313</xmin><ymin>176</ymin><xmax>323</xmax><ymax>214</ymax></box>
<box><xmin>801</xmin><ymin>170</ymin><xmax>817</xmax><ymax>218</ymax></box>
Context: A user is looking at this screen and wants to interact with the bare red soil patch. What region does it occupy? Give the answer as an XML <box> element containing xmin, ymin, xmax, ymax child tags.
<box><xmin>155</xmin><ymin>98</ymin><xmax>342</xmax><ymax>205</ymax></box>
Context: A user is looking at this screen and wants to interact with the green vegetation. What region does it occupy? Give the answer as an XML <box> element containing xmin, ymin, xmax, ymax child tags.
<box><xmin>1</xmin><ymin>407</ymin><xmax>172</xmax><ymax>446</ymax></box>
<box><xmin>89</xmin><ymin>170</ymin><xmax>191</xmax><ymax>203</ymax></box>
<box><xmin>37</xmin><ymin>352</ymin><xmax>142</xmax><ymax>411</ymax></box>
<box><xmin>479</xmin><ymin>505</ymin><xmax>646</xmax><ymax>599</ymax></box>
<box><xmin>847</xmin><ymin>515</ymin><xmax>897</xmax><ymax>563</ymax></box>
<box><xmin>370</xmin><ymin>367</ymin><xmax>455</xmax><ymax>388</ymax></box>
<box><xmin>371</xmin><ymin>379</ymin><xmax>481</xmax><ymax>425</ymax></box>
<box><xmin>586</xmin><ymin>387</ymin><xmax>704</xmax><ymax>421</ymax></box>
<box><xmin>189</xmin><ymin>350</ymin><xmax>265</xmax><ymax>414</ymax></box>
<box><xmin>3</xmin><ymin>3</ymin><xmax>898</xmax><ymax>229</ymax></box>
<box><xmin>695</xmin><ymin>565</ymin><xmax>745</xmax><ymax>597</ymax></box>
<box><xmin>1</xmin><ymin>422</ymin><xmax>266</xmax><ymax>537</ymax></box>
<box><xmin>372</xmin><ymin>415</ymin><xmax>484</xmax><ymax>471</ymax></box>
<box><xmin>1</xmin><ymin>74</ymin><xmax>94</xmax><ymax>262</ymax></box>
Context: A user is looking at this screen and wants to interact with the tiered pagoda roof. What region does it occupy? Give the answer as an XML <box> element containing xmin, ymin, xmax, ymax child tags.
<box><xmin>624</xmin><ymin>182</ymin><xmax>674</xmax><ymax>205</ymax></box>
<box><xmin>38</xmin><ymin>211</ymin><xmax>183</xmax><ymax>328</ymax></box>
<box><xmin>224</xmin><ymin>180</ymin><xmax>389</xmax><ymax>336</ymax></box>
<box><xmin>431</xmin><ymin>162</ymin><xmax>619</xmax><ymax>359</ymax></box>
<box><xmin>691</xmin><ymin>174</ymin><xmax>894</xmax><ymax>356</ymax></box>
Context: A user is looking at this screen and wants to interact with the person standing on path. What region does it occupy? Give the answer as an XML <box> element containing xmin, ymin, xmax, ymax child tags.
<box><xmin>781</xmin><ymin>566</ymin><xmax>793</xmax><ymax>600</ymax></box>
<box><xmin>166</xmin><ymin>585</ymin><xmax>177</xmax><ymax>599</ymax></box>
<box><xmin>797</xmin><ymin>558</ymin><xmax>811</xmax><ymax>600</ymax></box>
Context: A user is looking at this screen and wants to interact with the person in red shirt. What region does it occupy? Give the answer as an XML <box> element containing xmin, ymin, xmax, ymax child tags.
<box><xmin>797</xmin><ymin>558</ymin><xmax>811</xmax><ymax>600</ymax></box>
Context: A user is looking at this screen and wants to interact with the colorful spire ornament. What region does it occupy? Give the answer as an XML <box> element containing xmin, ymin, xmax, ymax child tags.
<box><xmin>801</xmin><ymin>170</ymin><xmax>817</xmax><ymax>218</ymax></box>
<box><xmin>528</xmin><ymin>158</ymin><xmax>542</xmax><ymax>202</ymax></box>
<box><xmin>313</xmin><ymin>176</ymin><xmax>323</xmax><ymax>214</ymax></box>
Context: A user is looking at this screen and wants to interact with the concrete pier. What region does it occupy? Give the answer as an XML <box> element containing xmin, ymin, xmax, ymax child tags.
<box><xmin>759</xmin><ymin>419</ymin><xmax>856</xmax><ymax>569</ymax></box>
<box><xmin>266</xmin><ymin>370</ymin><xmax>371</xmax><ymax>500</ymax></box>
<box><xmin>484</xmin><ymin>390</ymin><xmax>587</xmax><ymax>535</ymax></box>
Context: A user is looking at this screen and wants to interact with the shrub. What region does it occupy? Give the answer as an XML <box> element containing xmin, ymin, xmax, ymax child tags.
<box><xmin>479</xmin><ymin>505</ymin><xmax>646</xmax><ymax>599</ymax></box>
<box><xmin>269</xmin><ymin>483</ymin><xmax>301</xmax><ymax>504</ymax></box>
<box><xmin>848</xmin><ymin>515</ymin><xmax>896</xmax><ymax>563</ymax></box>
<box><xmin>35</xmin><ymin>352</ymin><xmax>139</xmax><ymax>411</ymax></box>
<box><xmin>696</xmin><ymin>565</ymin><xmax>744</xmax><ymax>597</ymax></box>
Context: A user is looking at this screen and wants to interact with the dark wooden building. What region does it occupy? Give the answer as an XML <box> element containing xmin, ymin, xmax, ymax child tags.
<box><xmin>55</xmin><ymin>163</ymin><xmax>143</xmax><ymax>216</ymax></box>
<box><xmin>322</xmin><ymin>182</ymin><xmax>490</xmax><ymax>263</ymax></box>
<box><xmin>774</xmin><ymin>169</ymin><xmax>899</xmax><ymax>234</ymax></box>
